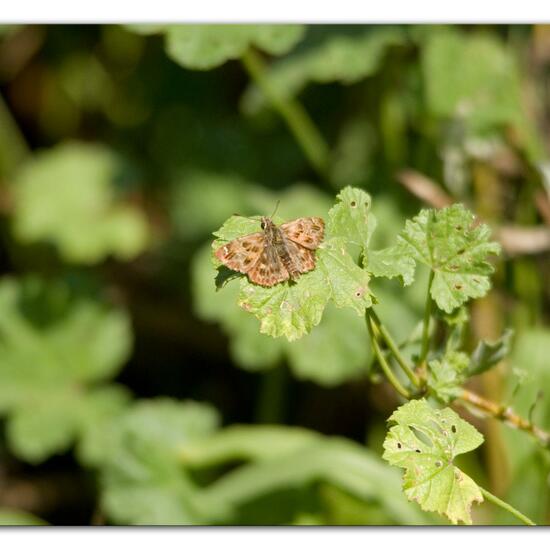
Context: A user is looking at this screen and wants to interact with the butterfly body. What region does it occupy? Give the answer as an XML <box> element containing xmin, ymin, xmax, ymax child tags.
<box><xmin>215</xmin><ymin>216</ymin><xmax>325</xmax><ymax>287</ymax></box>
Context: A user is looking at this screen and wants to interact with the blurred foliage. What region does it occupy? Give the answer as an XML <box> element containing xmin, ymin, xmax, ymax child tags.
<box><xmin>0</xmin><ymin>23</ymin><xmax>549</xmax><ymax>525</ymax></box>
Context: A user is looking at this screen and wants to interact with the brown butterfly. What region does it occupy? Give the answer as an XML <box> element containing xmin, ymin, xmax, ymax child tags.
<box><xmin>215</xmin><ymin>216</ymin><xmax>325</xmax><ymax>287</ymax></box>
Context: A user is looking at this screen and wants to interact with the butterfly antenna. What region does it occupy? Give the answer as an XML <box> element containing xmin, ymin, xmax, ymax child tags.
<box><xmin>270</xmin><ymin>200</ymin><xmax>281</xmax><ymax>219</ymax></box>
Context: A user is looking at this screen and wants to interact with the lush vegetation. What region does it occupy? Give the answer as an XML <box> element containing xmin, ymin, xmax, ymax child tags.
<box><xmin>0</xmin><ymin>24</ymin><xmax>549</xmax><ymax>525</ymax></box>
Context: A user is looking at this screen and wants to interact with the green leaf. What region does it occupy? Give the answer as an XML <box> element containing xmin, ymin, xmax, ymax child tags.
<box><xmin>237</xmin><ymin>264</ymin><xmax>329</xmax><ymax>341</ymax></box>
<box><xmin>383</xmin><ymin>399</ymin><xmax>484</xmax><ymax>524</ymax></box>
<box><xmin>468</xmin><ymin>329</ymin><xmax>513</xmax><ymax>377</ymax></box>
<box><xmin>427</xmin><ymin>351</ymin><xmax>469</xmax><ymax>403</ymax></box>
<box><xmin>0</xmin><ymin>509</ymin><xmax>47</xmax><ymax>526</ymax></box>
<box><xmin>398</xmin><ymin>204</ymin><xmax>500</xmax><ymax>313</ymax></box>
<box><xmin>0</xmin><ymin>276</ymin><xmax>133</xmax><ymax>463</ymax></box>
<box><xmin>421</xmin><ymin>28</ymin><xmax>543</xmax><ymax>161</ymax></box>
<box><xmin>242</xmin><ymin>27</ymin><xmax>404</xmax><ymax>115</ymax></box>
<box><xmin>165</xmin><ymin>24</ymin><xmax>305</xmax><ymax>70</ymax></box>
<box><xmin>100</xmin><ymin>398</ymin><xmax>220</xmax><ymax>525</ymax></box>
<box><xmin>187</xmin><ymin>426</ymin><xmax>433</xmax><ymax>525</ymax></box>
<box><xmin>365</xmin><ymin>244</ymin><xmax>416</xmax><ymax>286</ymax></box>
<box><xmin>11</xmin><ymin>142</ymin><xmax>150</xmax><ymax>264</ymax></box>
<box><xmin>212</xmin><ymin>187</ymin><xmax>374</xmax><ymax>342</ymax></box>
<box><xmin>326</xmin><ymin>186</ymin><xmax>376</xmax><ymax>251</ymax></box>
<box><xmin>286</xmin><ymin>304</ymin><xmax>371</xmax><ymax>385</ymax></box>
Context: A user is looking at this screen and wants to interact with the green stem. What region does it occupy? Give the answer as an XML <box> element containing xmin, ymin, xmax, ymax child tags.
<box><xmin>241</xmin><ymin>48</ymin><xmax>330</xmax><ymax>179</ymax></box>
<box><xmin>369</xmin><ymin>309</ymin><xmax>420</xmax><ymax>388</ymax></box>
<box><xmin>479</xmin><ymin>486</ymin><xmax>536</xmax><ymax>526</ymax></box>
<box><xmin>419</xmin><ymin>269</ymin><xmax>435</xmax><ymax>366</ymax></box>
<box><xmin>0</xmin><ymin>92</ymin><xmax>30</xmax><ymax>179</ymax></box>
<box><xmin>366</xmin><ymin>313</ymin><xmax>410</xmax><ymax>399</ymax></box>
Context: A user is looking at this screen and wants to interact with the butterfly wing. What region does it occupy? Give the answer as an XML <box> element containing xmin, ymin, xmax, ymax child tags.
<box><xmin>247</xmin><ymin>244</ymin><xmax>290</xmax><ymax>287</ymax></box>
<box><xmin>283</xmin><ymin>238</ymin><xmax>316</xmax><ymax>275</ymax></box>
<box><xmin>215</xmin><ymin>232</ymin><xmax>265</xmax><ymax>274</ymax></box>
<box><xmin>281</xmin><ymin>217</ymin><xmax>325</xmax><ymax>249</ymax></box>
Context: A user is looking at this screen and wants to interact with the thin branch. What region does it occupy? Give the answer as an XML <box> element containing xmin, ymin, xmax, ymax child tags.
<box><xmin>369</xmin><ymin>309</ymin><xmax>420</xmax><ymax>388</ymax></box>
<box><xmin>459</xmin><ymin>388</ymin><xmax>550</xmax><ymax>448</ymax></box>
<box><xmin>366</xmin><ymin>313</ymin><xmax>411</xmax><ymax>399</ymax></box>
<box><xmin>418</xmin><ymin>269</ymin><xmax>434</xmax><ymax>368</ymax></box>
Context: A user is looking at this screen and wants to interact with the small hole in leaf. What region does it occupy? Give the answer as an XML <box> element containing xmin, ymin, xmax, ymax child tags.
<box><xmin>397</xmin><ymin>442</ymin><xmax>402</xmax><ymax>449</ymax></box>
<box><xmin>435</xmin><ymin>460</ymin><xmax>443</xmax><ymax>467</ymax></box>
<box><xmin>350</xmin><ymin>201</ymin><xmax>357</xmax><ymax>207</ymax></box>
<box><xmin>451</xmin><ymin>425</ymin><xmax>457</xmax><ymax>433</ymax></box>
<box><xmin>415</xmin><ymin>449</ymin><xmax>421</xmax><ymax>453</ymax></box>
<box><xmin>454</xmin><ymin>283</ymin><xmax>463</xmax><ymax>290</ymax></box>
<box><xmin>455</xmin><ymin>225</ymin><xmax>463</xmax><ymax>231</ymax></box>
<box><xmin>457</xmin><ymin>248</ymin><xmax>465</xmax><ymax>255</ymax></box>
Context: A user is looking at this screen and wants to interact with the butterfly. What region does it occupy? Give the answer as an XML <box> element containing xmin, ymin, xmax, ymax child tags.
<box><xmin>215</xmin><ymin>216</ymin><xmax>325</xmax><ymax>287</ymax></box>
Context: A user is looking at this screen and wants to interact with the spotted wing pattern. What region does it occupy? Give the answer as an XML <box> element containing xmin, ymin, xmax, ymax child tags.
<box><xmin>247</xmin><ymin>244</ymin><xmax>289</xmax><ymax>286</ymax></box>
<box><xmin>214</xmin><ymin>232</ymin><xmax>265</xmax><ymax>274</ymax></box>
<box><xmin>281</xmin><ymin>217</ymin><xmax>325</xmax><ymax>250</ymax></box>
<box><xmin>282</xmin><ymin>238</ymin><xmax>316</xmax><ymax>276</ymax></box>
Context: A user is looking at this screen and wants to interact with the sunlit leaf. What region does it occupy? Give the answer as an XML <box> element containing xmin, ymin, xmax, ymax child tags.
<box><xmin>12</xmin><ymin>142</ymin><xmax>150</xmax><ymax>264</ymax></box>
<box><xmin>0</xmin><ymin>276</ymin><xmax>133</xmax><ymax>463</ymax></box>
<box><xmin>187</xmin><ymin>426</ymin><xmax>432</xmax><ymax>525</ymax></box>
<box><xmin>427</xmin><ymin>351</ymin><xmax>469</xmax><ymax>403</ymax></box>
<box><xmin>398</xmin><ymin>204</ymin><xmax>500</xmax><ymax>313</ymax></box>
<box><xmin>165</xmin><ymin>24</ymin><xmax>305</xmax><ymax>70</ymax></box>
<box><xmin>212</xmin><ymin>187</ymin><xmax>374</xmax><ymax>342</ymax></box>
<box><xmin>383</xmin><ymin>399</ymin><xmax>484</xmax><ymax>524</ymax></box>
<box><xmin>100</xmin><ymin>398</ymin><xmax>220</xmax><ymax>525</ymax></box>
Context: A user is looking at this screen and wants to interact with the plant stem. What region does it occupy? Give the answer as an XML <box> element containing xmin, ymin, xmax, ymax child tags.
<box><xmin>366</xmin><ymin>313</ymin><xmax>410</xmax><ymax>399</ymax></box>
<box><xmin>369</xmin><ymin>310</ymin><xmax>420</xmax><ymax>388</ymax></box>
<box><xmin>241</xmin><ymin>48</ymin><xmax>330</xmax><ymax>179</ymax></box>
<box><xmin>0</xmin><ymin>92</ymin><xmax>30</xmax><ymax>179</ymax></box>
<box><xmin>459</xmin><ymin>388</ymin><xmax>550</xmax><ymax>448</ymax></box>
<box><xmin>419</xmin><ymin>269</ymin><xmax>434</xmax><ymax>366</ymax></box>
<box><xmin>479</xmin><ymin>486</ymin><xmax>536</xmax><ymax>526</ymax></box>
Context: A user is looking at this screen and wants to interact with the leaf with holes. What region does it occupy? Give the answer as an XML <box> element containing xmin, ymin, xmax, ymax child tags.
<box><xmin>383</xmin><ymin>399</ymin><xmax>484</xmax><ymax>524</ymax></box>
<box><xmin>211</xmin><ymin>187</ymin><xmax>374</xmax><ymax>341</ymax></box>
<box><xmin>398</xmin><ymin>204</ymin><xmax>500</xmax><ymax>313</ymax></box>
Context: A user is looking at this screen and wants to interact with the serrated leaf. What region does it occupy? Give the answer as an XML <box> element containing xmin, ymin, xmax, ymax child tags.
<box><xmin>365</xmin><ymin>244</ymin><xmax>416</xmax><ymax>286</ymax></box>
<box><xmin>316</xmin><ymin>238</ymin><xmax>372</xmax><ymax>315</ymax></box>
<box><xmin>11</xmin><ymin>142</ymin><xmax>150</xmax><ymax>264</ymax></box>
<box><xmin>427</xmin><ymin>351</ymin><xmax>469</xmax><ymax>404</ymax></box>
<box><xmin>398</xmin><ymin>204</ymin><xmax>500</xmax><ymax>313</ymax></box>
<box><xmin>383</xmin><ymin>399</ymin><xmax>484</xmax><ymax>524</ymax></box>
<box><xmin>468</xmin><ymin>329</ymin><xmax>513</xmax><ymax>377</ymax></box>
<box><xmin>165</xmin><ymin>24</ymin><xmax>305</xmax><ymax>70</ymax></box>
<box><xmin>100</xmin><ymin>398</ymin><xmax>220</xmax><ymax>525</ymax></box>
<box><xmin>326</xmin><ymin>186</ymin><xmax>376</xmax><ymax>251</ymax></box>
<box><xmin>211</xmin><ymin>187</ymin><xmax>375</xmax><ymax>342</ymax></box>
<box><xmin>237</xmin><ymin>266</ymin><xmax>329</xmax><ymax>341</ymax></box>
<box><xmin>0</xmin><ymin>276</ymin><xmax>133</xmax><ymax>463</ymax></box>
<box><xmin>242</xmin><ymin>28</ymin><xmax>404</xmax><ymax>115</ymax></box>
